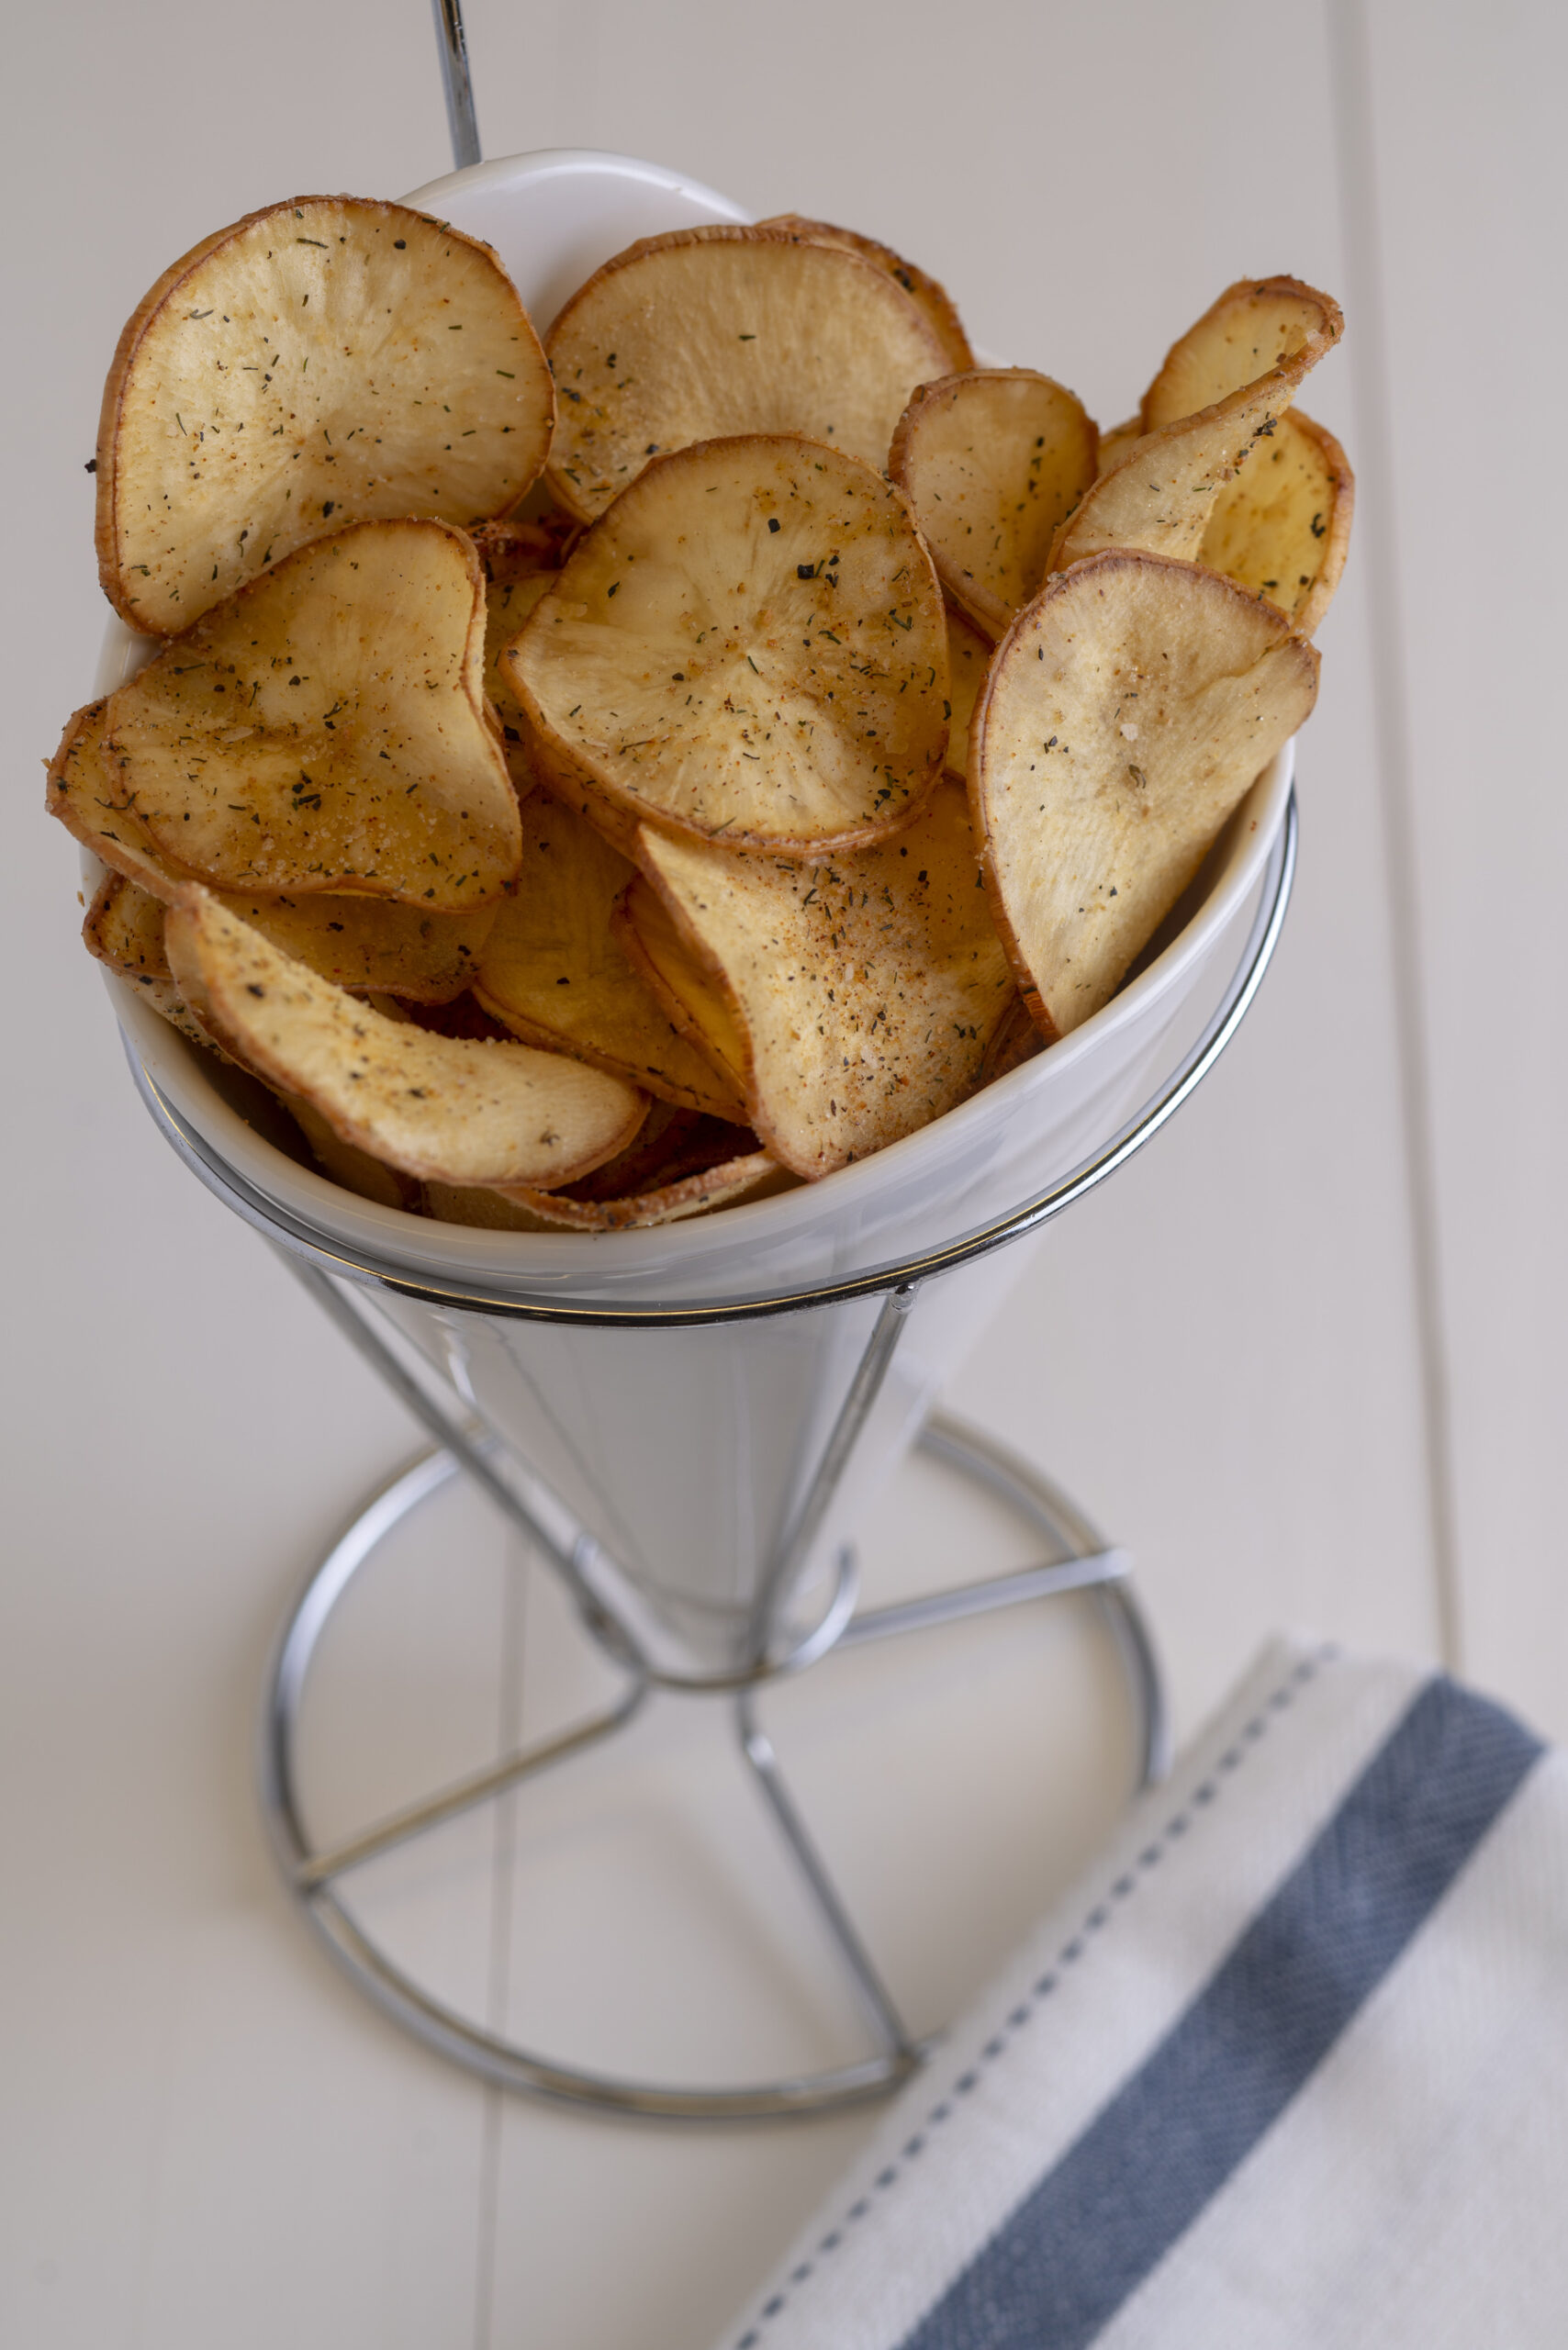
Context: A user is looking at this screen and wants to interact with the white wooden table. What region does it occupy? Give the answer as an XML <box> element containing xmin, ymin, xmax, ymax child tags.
<box><xmin>5</xmin><ymin>2</ymin><xmax>1564</xmax><ymax>2342</ymax></box>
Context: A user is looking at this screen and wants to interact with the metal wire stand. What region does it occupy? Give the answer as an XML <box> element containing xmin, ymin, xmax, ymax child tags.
<box><xmin>261</xmin><ymin>1399</ymin><xmax>1166</xmax><ymax>2121</ymax></box>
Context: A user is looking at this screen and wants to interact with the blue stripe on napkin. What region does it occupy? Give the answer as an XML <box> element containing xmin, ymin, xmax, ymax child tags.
<box><xmin>901</xmin><ymin>1674</ymin><xmax>1542</xmax><ymax>2350</ymax></box>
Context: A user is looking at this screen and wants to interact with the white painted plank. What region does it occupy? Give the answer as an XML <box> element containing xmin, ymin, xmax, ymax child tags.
<box><xmin>1350</xmin><ymin>0</ymin><xmax>1568</xmax><ymax>1733</ymax></box>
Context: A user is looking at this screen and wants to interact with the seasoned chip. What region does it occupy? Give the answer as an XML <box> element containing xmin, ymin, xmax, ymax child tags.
<box><xmin>1197</xmin><ymin>408</ymin><xmax>1354</xmax><ymax>633</ymax></box>
<box><xmin>1142</xmin><ymin>276</ymin><xmax>1343</xmax><ymax>430</ymax></box>
<box><xmin>1048</xmin><ymin>369</ymin><xmax>1305</xmax><ymax>576</ymax></box>
<box><xmin>483</xmin><ymin>569</ymin><xmax>554</xmax><ymax>791</ymax></box>
<box><xmin>282</xmin><ymin>1092</ymin><xmax>420</xmax><ymax>1209</ymax></box>
<box><xmin>508</xmin><ymin>436</ymin><xmax>948</xmax><ymax>852</ymax></box>
<box><xmin>96</xmin><ymin>196</ymin><xmax>554</xmax><ymax>632</ymax></box>
<box><xmin>83</xmin><ymin>871</ymin><xmax>171</xmax><ymax>983</ymax></box>
<box><xmin>164</xmin><ymin>887</ymin><xmax>646</xmax><ymax>1187</ymax></box>
<box><xmin>635</xmin><ymin>778</ymin><xmax>1014</xmax><ymax>1179</ymax></box>
<box><xmin>944</xmin><ymin>606</ymin><xmax>992</xmax><ymax>782</ymax></box>
<box><xmin>756</xmin><ymin>215</ymin><xmax>974</xmax><ymax>371</ymax></box>
<box><xmin>614</xmin><ymin>876</ymin><xmax>749</xmax><ymax>1091</ymax></box>
<box><xmin>543</xmin><ymin>228</ymin><xmax>950</xmax><ymax>520</ymax></box>
<box><xmin>475</xmin><ymin>791</ymin><xmax>745</xmax><ymax>1116</ymax></box>
<box><xmin>47</xmin><ymin>699</ymin><xmax>199</xmax><ymax>898</ymax></box>
<box><xmin>890</xmin><ymin>371</ymin><xmax>1098</xmax><ymax>638</ymax></box>
<box><xmin>103</xmin><ymin>520</ymin><xmax>521</xmax><ymax>907</ymax></box>
<box><xmin>489</xmin><ymin>1153</ymin><xmax>789</xmax><ymax>1230</ymax></box>
<box><xmin>971</xmin><ymin>552</ymin><xmax>1318</xmax><ymax>1039</ymax></box>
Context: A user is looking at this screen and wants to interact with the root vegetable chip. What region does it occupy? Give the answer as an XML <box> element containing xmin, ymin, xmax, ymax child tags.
<box><xmin>47</xmin><ymin>699</ymin><xmax>201</xmax><ymax>898</ymax></box>
<box><xmin>1197</xmin><ymin>408</ymin><xmax>1354</xmax><ymax>634</ymax></box>
<box><xmin>756</xmin><ymin>215</ymin><xmax>974</xmax><ymax>372</ymax></box>
<box><xmin>482</xmin><ymin>569</ymin><xmax>553</xmax><ymax>791</ymax></box>
<box><xmin>943</xmin><ymin>606</ymin><xmax>992</xmax><ymax>781</ymax></box>
<box><xmin>890</xmin><ymin>372</ymin><xmax>1098</xmax><ymax>638</ymax></box>
<box><xmin>96</xmin><ymin>196</ymin><xmax>554</xmax><ymax>632</ymax></box>
<box><xmin>164</xmin><ymin>887</ymin><xmax>646</xmax><ymax>1187</ymax></box>
<box><xmin>1141</xmin><ymin>276</ymin><xmax>1343</xmax><ymax>431</ymax></box>
<box><xmin>104</xmin><ymin>520</ymin><xmax>521</xmax><ymax>906</ymax></box>
<box><xmin>635</xmin><ymin>778</ymin><xmax>1015</xmax><ymax>1180</ymax></box>
<box><xmin>475</xmin><ymin>791</ymin><xmax>745</xmax><ymax>1117</ymax></box>
<box><xmin>543</xmin><ymin>228</ymin><xmax>950</xmax><ymax>521</ymax></box>
<box><xmin>614</xmin><ymin>877</ymin><xmax>749</xmax><ymax>1092</ymax></box>
<box><xmin>83</xmin><ymin>871</ymin><xmax>171</xmax><ymax>984</ymax></box>
<box><xmin>507</xmin><ymin>436</ymin><xmax>948</xmax><ymax>853</ymax></box>
<box><xmin>971</xmin><ymin>551</ymin><xmax>1318</xmax><ymax>1039</ymax></box>
<box><xmin>1048</xmin><ymin>371</ymin><xmax>1306</xmax><ymax>576</ymax></box>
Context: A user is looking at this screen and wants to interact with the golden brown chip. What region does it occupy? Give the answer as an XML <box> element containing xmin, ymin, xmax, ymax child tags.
<box><xmin>1197</xmin><ymin>408</ymin><xmax>1354</xmax><ymax>633</ymax></box>
<box><xmin>490</xmin><ymin>1153</ymin><xmax>790</xmax><ymax>1230</ymax></box>
<box><xmin>164</xmin><ymin>887</ymin><xmax>646</xmax><ymax>1187</ymax></box>
<box><xmin>1047</xmin><ymin>371</ymin><xmax>1305</xmax><ymax>576</ymax></box>
<box><xmin>543</xmin><ymin>228</ymin><xmax>950</xmax><ymax>521</ymax></box>
<box><xmin>103</xmin><ymin>520</ymin><xmax>521</xmax><ymax>907</ymax></box>
<box><xmin>971</xmin><ymin>551</ymin><xmax>1318</xmax><ymax>1039</ymax></box>
<box><xmin>507</xmin><ymin>435</ymin><xmax>948</xmax><ymax>853</ymax></box>
<box><xmin>281</xmin><ymin>1092</ymin><xmax>421</xmax><ymax>1209</ymax></box>
<box><xmin>1094</xmin><ymin>416</ymin><xmax>1146</xmax><ymax>476</ymax></box>
<box><xmin>756</xmin><ymin>215</ymin><xmax>974</xmax><ymax>371</ymax></box>
<box><xmin>635</xmin><ymin>778</ymin><xmax>1015</xmax><ymax>1180</ymax></box>
<box><xmin>425</xmin><ymin>1102</ymin><xmax>792</xmax><ymax>1230</ymax></box>
<box><xmin>82</xmin><ymin>871</ymin><xmax>170</xmax><ymax>983</ymax></box>
<box><xmin>614</xmin><ymin>877</ymin><xmax>750</xmax><ymax>1091</ymax></box>
<box><xmin>944</xmin><ymin>606</ymin><xmax>992</xmax><ymax>782</ymax></box>
<box><xmin>1142</xmin><ymin>276</ymin><xmax>1343</xmax><ymax>430</ymax></box>
<box><xmin>483</xmin><ymin>569</ymin><xmax>554</xmax><ymax>791</ymax></box>
<box><xmin>474</xmin><ymin>791</ymin><xmax>745</xmax><ymax>1117</ymax></box>
<box><xmin>47</xmin><ymin>699</ymin><xmax>199</xmax><ymax>897</ymax></box>
<box><xmin>890</xmin><ymin>371</ymin><xmax>1098</xmax><ymax>638</ymax></box>
<box><xmin>96</xmin><ymin>196</ymin><xmax>554</xmax><ymax>632</ymax></box>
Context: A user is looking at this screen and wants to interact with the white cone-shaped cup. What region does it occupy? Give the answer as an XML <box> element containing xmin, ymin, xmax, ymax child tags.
<box><xmin>95</xmin><ymin>151</ymin><xmax>1296</xmax><ymax>1681</ymax></box>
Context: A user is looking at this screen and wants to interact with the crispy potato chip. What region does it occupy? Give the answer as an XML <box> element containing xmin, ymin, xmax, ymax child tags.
<box><xmin>164</xmin><ymin>887</ymin><xmax>646</xmax><ymax>1187</ymax></box>
<box><xmin>971</xmin><ymin>551</ymin><xmax>1319</xmax><ymax>1038</ymax></box>
<box><xmin>1094</xmin><ymin>416</ymin><xmax>1146</xmax><ymax>476</ymax></box>
<box><xmin>944</xmin><ymin>606</ymin><xmax>991</xmax><ymax>781</ymax></box>
<box><xmin>635</xmin><ymin>778</ymin><xmax>1014</xmax><ymax>1179</ymax></box>
<box><xmin>890</xmin><ymin>371</ymin><xmax>1098</xmax><ymax>638</ymax></box>
<box><xmin>96</xmin><ymin>196</ymin><xmax>554</xmax><ymax>632</ymax></box>
<box><xmin>614</xmin><ymin>876</ymin><xmax>750</xmax><ymax>1091</ymax></box>
<box><xmin>508</xmin><ymin>435</ymin><xmax>948</xmax><ymax>852</ymax></box>
<box><xmin>475</xmin><ymin>792</ymin><xmax>745</xmax><ymax>1116</ymax></box>
<box><xmin>82</xmin><ymin>870</ymin><xmax>169</xmax><ymax>983</ymax></box>
<box><xmin>756</xmin><ymin>215</ymin><xmax>974</xmax><ymax>372</ymax></box>
<box><xmin>543</xmin><ymin>228</ymin><xmax>950</xmax><ymax>521</ymax></box>
<box><xmin>47</xmin><ymin>699</ymin><xmax>201</xmax><ymax>897</ymax></box>
<box><xmin>281</xmin><ymin>1092</ymin><xmax>420</xmax><ymax>1209</ymax></box>
<box><xmin>483</xmin><ymin>569</ymin><xmax>553</xmax><ymax>790</ymax></box>
<box><xmin>1048</xmin><ymin>370</ymin><xmax>1306</xmax><ymax>576</ymax></box>
<box><xmin>53</xmin><ymin>710</ymin><xmax>498</xmax><ymax>1001</ymax></box>
<box><xmin>1142</xmin><ymin>276</ymin><xmax>1343</xmax><ymax>431</ymax></box>
<box><xmin>426</xmin><ymin>1102</ymin><xmax>791</xmax><ymax>1229</ymax></box>
<box><xmin>104</xmin><ymin>520</ymin><xmax>521</xmax><ymax>907</ymax></box>
<box><xmin>1197</xmin><ymin>408</ymin><xmax>1354</xmax><ymax>633</ymax></box>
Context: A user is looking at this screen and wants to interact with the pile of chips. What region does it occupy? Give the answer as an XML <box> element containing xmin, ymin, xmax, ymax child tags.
<box><xmin>50</xmin><ymin>196</ymin><xmax>1351</xmax><ymax>1231</ymax></box>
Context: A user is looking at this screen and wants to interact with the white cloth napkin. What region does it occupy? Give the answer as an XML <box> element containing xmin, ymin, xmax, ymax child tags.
<box><xmin>714</xmin><ymin>1636</ymin><xmax>1568</xmax><ymax>2350</ymax></box>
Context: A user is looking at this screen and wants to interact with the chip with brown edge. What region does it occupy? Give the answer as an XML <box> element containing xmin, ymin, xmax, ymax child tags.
<box><xmin>83</xmin><ymin>870</ymin><xmax>172</xmax><ymax>985</ymax></box>
<box><xmin>943</xmin><ymin>605</ymin><xmax>992</xmax><ymax>783</ymax></box>
<box><xmin>633</xmin><ymin>777</ymin><xmax>1014</xmax><ymax>1180</ymax></box>
<box><xmin>1141</xmin><ymin>276</ymin><xmax>1343</xmax><ymax>431</ymax></box>
<box><xmin>47</xmin><ymin>699</ymin><xmax>201</xmax><ymax>899</ymax></box>
<box><xmin>103</xmin><ymin>520</ymin><xmax>521</xmax><ymax>907</ymax></box>
<box><xmin>507</xmin><ymin>435</ymin><xmax>948</xmax><ymax>854</ymax></box>
<box><xmin>96</xmin><ymin>195</ymin><xmax>554</xmax><ymax>633</ymax></box>
<box><xmin>890</xmin><ymin>371</ymin><xmax>1099</xmax><ymax>639</ymax></box>
<box><xmin>543</xmin><ymin>227</ymin><xmax>950</xmax><ymax>521</ymax></box>
<box><xmin>970</xmin><ymin>551</ymin><xmax>1319</xmax><ymax>1040</ymax></box>
<box><xmin>614</xmin><ymin>876</ymin><xmax>749</xmax><ymax>1094</ymax></box>
<box><xmin>482</xmin><ymin>570</ymin><xmax>554</xmax><ymax>793</ymax></box>
<box><xmin>1047</xmin><ymin>365</ymin><xmax>1311</xmax><ymax>576</ymax></box>
<box><xmin>164</xmin><ymin>887</ymin><xmax>647</xmax><ymax>1187</ymax></box>
<box><xmin>1197</xmin><ymin>408</ymin><xmax>1354</xmax><ymax>634</ymax></box>
<box><xmin>475</xmin><ymin>790</ymin><xmax>745</xmax><ymax>1118</ymax></box>
<box><xmin>756</xmin><ymin>215</ymin><xmax>974</xmax><ymax>372</ymax></box>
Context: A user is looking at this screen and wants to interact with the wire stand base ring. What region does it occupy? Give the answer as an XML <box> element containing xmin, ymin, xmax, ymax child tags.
<box><xmin>261</xmin><ymin>1416</ymin><xmax>1167</xmax><ymax>2122</ymax></box>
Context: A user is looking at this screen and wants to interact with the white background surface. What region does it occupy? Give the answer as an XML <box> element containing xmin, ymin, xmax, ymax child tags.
<box><xmin>4</xmin><ymin>2</ymin><xmax>1565</xmax><ymax>2344</ymax></box>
